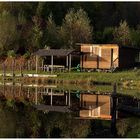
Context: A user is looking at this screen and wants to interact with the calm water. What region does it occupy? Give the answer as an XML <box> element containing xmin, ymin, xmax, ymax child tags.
<box><xmin>0</xmin><ymin>83</ymin><xmax>140</xmax><ymax>138</ymax></box>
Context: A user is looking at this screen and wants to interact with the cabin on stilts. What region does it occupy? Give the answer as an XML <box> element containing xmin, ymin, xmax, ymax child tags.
<box><xmin>78</xmin><ymin>44</ymin><xmax>140</xmax><ymax>71</ymax></box>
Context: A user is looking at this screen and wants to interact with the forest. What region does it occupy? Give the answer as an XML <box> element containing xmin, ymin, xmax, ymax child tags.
<box><xmin>0</xmin><ymin>2</ymin><xmax>140</xmax><ymax>57</ymax></box>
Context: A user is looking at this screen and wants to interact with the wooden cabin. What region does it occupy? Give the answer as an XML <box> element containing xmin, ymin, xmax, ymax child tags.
<box><xmin>79</xmin><ymin>44</ymin><xmax>140</xmax><ymax>70</ymax></box>
<box><xmin>80</xmin><ymin>94</ymin><xmax>111</xmax><ymax>120</ymax></box>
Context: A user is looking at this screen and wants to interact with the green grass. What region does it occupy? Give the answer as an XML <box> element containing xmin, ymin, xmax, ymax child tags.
<box><xmin>0</xmin><ymin>69</ymin><xmax>140</xmax><ymax>88</ymax></box>
<box><xmin>56</xmin><ymin>69</ymin><xmax>140</xmax><ymax>83</ymax></box>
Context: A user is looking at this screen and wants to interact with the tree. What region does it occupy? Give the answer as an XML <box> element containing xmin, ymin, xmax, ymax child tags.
<box><xmin>59</xmin><ymin>8</ymin><xmax>93</xmax><ymax>49</ymax></box>
<box><xmin>0</xmin><ymin>11</ymin><xmax>19</xmax><ymax>56</ymax></box>
<box><xmin>45</xmin><ymin>14</ymin><xmax>59</xmax><ymax>48</ymax></box>
<box><xmin>113</xmin><ymin>20</ymin><xmax>131</xmax><ymax>46</ymax></box>
<box><xmin>130</xmin><ymin>26</ymin><xmax>140</xmax><ymax>48</ymax></box>
<box><xmin>31</xmin><ymin>16</ymin><xmax>43</xmax><ymax>51</ymax></box>
<box><xmin>102</xmin><ymin>27</ymin><xmax>114</xmax><ymax>43</ymax></box>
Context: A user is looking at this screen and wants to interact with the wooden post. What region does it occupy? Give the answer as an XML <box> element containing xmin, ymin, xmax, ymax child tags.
<box><xmin>51</xmin><ymin>55</ymin><xmax>54</xmax><ymax>74</ymax></box>
<box><xmin>36</xmin><ymin>55</ymin><xmax>38</xmax><ymax>74</ymax></box>
<box><xmin>19</xmin><ymin>83</ymin><xmax>22</xmax><ymax>97</ymax></box>
<box><xmin>96</xmin><ymin>95</ymin><xmax>98</xmax><ymax>107</ymax></box>
<box><xmin>68</xmin><ymin>90</ymin><xmax>71</xmax><ymax>106</ymax></box>
<box><xmin>66</xmin><ymin>55</ymin><xmax>68</xmax><ymax>69</ymax></box>
<box><xmin>20</xmin><ymin>65</ymin><xmax>23</xmax><ymax>77</ymax></box>
<box><xmin>111</xmin><ymin>83</ymin><xmax>117</xmax><ymax>137</ymax></box>
<box><xmin>69</xmin><ymin>54</ymin><xmax>71</xmax><ymax>71</ymax></box>
<box><xmin>3</xmin><ymin>63</ymin><xmax>6</xmax><ymax>81</ymax></box>
<box><xmin>97</xmin><ymin>55</ymin><xmax>99</xmax><ymax>69</ymax></box>
<box><xmin>35</xmin><ymin>86</ymin><xmax>38</xmax><ymax>105</ymax></box>
<box><xmin>111</xmin><ymin>49</ymin><xmax>114</xmax><ymax>68</ymax></box>
<box><xmin>80</xmin><ymin>94</ymin><xmax>83</xmax><ymax>107</ymax></box>
<box><xmin>51</xmin><ymin>88</ymin><xmax>53</xmax><ymax>106</ymax></box>
<box><xmin>3</xmin><ymin>78</ymin><xmax>5</xmax><ymax>95</ymax></box>
<box><xmin>81</xmin><ymin>53</ymin><xmax>84</xmax><ymax>71</ymax></box>
<box><xmin>3</xmin><ymin>64</ymin><xmax>6</xmax><ymax>95</ymax></box>
<box><xmin>12</xmin><ymin>81</ymin><xmax>14</xmax><ymax>97</ymax></box>
<box><xmin>42</xmin><ymin>58</ymin><xmax>44</xmax><ymax>71</ymax></box>
<box><xmin>65</xmin><ymin>91</ymin><xmax>68</xmax><ymax>105</ymax></box>
<box><xmin>12</xmin><ymin>59</ymin><xmax>15</xmax><ymax>78</ymax></box>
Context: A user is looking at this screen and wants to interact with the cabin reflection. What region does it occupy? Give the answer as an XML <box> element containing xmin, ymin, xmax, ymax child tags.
<box><xmin>79</xmin><ymin>94</ymin><xmax>112</xmax><ymax>120</ymax></box>
<box><xmin>1</xmin><ymin>83</ymin><xmax>139</xmax><ymax>118</ymax></box>
<box><xmin>37</xmin><ymin>89</ymin><xmax>72</xmax><ymax>113</ymax></box>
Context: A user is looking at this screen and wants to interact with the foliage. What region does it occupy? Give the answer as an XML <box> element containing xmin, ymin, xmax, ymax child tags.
<box><xmin>113</xmin><ymin>20</ymin><xmax>131</xmax><ymax>46</ymax></box>
<box><xmin>31</xmin><ymin>16</ymin><xmax>43</xmax><ymax>51</ymax></box>
<box><xmin>0</xmin><ymin>11</ymin><xmax>19</xmax><ymax>54</ymax></box>
<box><xmin>7</xmin><ymin>50</ymin><xmax>16</xmax><ymax>58</ymax></box>
<box><xmin>1</xmin><ymin>2</ymin><xmax>140</xmax><ymax>56</ymax></box>
<box><xmin>45</xmin><ymin>14</ymin><xmax>59</xmax><ymax>48</ymax></box>
<box><xmin>130</xmin><ymin>27</ymin><xmax>140</xmax><ymax>47</ymax></box>
<box><xmin>59</xmin><ymin>8</ymin><xmax>93</xmax><ymax>49</ymax></box>
<box><xmin>102</xmin><ymin>27</ymin><xmax>114</xmax><ymax>43</ymax></box>
<box><xmin>23</xmin><ymin>51</ymin><xmax>31</xmax><ymax>59</ymax></box>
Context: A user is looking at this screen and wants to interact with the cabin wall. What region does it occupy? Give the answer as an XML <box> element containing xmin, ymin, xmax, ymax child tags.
<box><xmin>119</xmin><ymin>47</ymin><xmax>138</xmax><ymax>68</ymax></box>
<box><xmin>80</xmin><ymin>44</ymin><xmax>119</xmax><ymax>69</ymax></box>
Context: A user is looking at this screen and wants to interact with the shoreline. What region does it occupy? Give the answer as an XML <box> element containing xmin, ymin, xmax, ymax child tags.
<box><xmin>0</xmin><ymin>70</ymin><xmax>139</xmax><ymax>89</ymax></box>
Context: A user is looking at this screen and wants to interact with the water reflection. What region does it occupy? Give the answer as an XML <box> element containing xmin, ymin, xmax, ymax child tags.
<box><xmin>80</xmin><ymin>94</ymin><xmax>112</xmax><ymax>119</ymax></box>
<box><xmin>0</xmin><ymin>83</ymin><xmax>140</xmax><ymax>138</ymax></box>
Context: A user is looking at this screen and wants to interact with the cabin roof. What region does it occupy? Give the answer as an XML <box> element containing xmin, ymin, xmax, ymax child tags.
<box><xmin>76</xmin><ymin>43</ymin><xmax>140</xmax><ymax>50</ymax></box>
<box><xmin>34</xmin><ymin>49</ymin><xmax>75</xmax><ymax>56</ymax></box>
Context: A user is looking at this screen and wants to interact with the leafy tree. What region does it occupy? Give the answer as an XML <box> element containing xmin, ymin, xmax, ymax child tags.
<box><xmin>113</xmin><ymin>20</ymin><xmax>131</xmax><ymax>46</ymax></box>
<box><xmin>102</xmin><ymin>27</ymin><xmax>114</xmax><ymax>43</ymax></box>
<box><xmin>0</xmin><ymin>11</ymin><xmax>19</xmax><ymax>55</ymax></box>
<box><xmin>45</xmin><ymin>14</ymin><xmax>59</xmax><ymax>48</ymax></box>
<box><xmin>59</xmin><ymin>8</ymin><xmax>93</xmax><ymax>49</ymax></box>
<box><xmin>36</xmin><ymin>2</ymin><xmax>46</xmax><ymax>18</ymax></box>
<box><xmin>0</xmin><ymin>2</ymin><xmax>37</xmax><ymax>20</ymax></box>
<box><xmin>7</xmin><ymin>50</ymin><xmax>16</xmax><ymax>58</ymax></box>
<box><xmin>130</xmin><ymin>27</ymin><xmax>140</xmax><ymax>47</ymax></box>
<box><xmin>31</xmin><ymin>16</ymin><xmax>43</xmax><ymax>51</ymax></box>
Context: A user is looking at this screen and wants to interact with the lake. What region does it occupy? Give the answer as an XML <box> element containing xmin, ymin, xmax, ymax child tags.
<box><xmin>0</xmin><ymin>82</ymin><xmax>140</xmax><ymax>138</ymax></box>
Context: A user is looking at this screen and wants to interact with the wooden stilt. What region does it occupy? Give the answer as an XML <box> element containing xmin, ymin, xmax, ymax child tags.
<box><xmin>66</xmin><ymin>55</ymin><xmax>68</xmax><ymax>69</ymax></box>
<box><xmin>51</xmin><ymin>55</ymin><xmax>54</xmax><ymax>74</ymax></box>
<box><xmin>42</xmin><ymin>58</ymin><xmax>44</xmax><ymax>71</ymax></box>
<box><xmin>3</xmin><ymin>63</ymin><xmax>6</xmax><ymax>81</ymax></box>
<box><xmin>65</xmin><ymin>91</ymin><xmax>68</xmax><ymax>105</ymax></box>
<box><xmin>81</xmin><ymin>53</ymin><xmax>84</xmax><ymax>71</ymax></box>
<box><xmin>111</xmin><ymin>83</ymin><xmax>117</xmax><ymax>137</ymax></box>
<box><xmin>36</xmin><ymin>55</ymin><xmax>38</xmax><ymax>74</ymax></box>
<box><xmin>68</xmin><ymin>90</ymin><xmax>71</xmax><ymax>106</ymax></box>
<box><xmin>20</xmin><ymin>65</ymin><xmax>23</xmax><ymax>77</ymax></box>
<box><xmin>35</xmin><ymin>86</ymin><xmax>38</xmax><ymax>105</ymax></box>
<box><xmin>69</xmin><ymin>54</ymin><xmax>71</xmax><ymax>71</ymax></box>
<box><xmin>12</xmin><ymin>59</ymin><xmax>15</xmax><ymax>78</ymax></box>
<box><xmin>51</xmin><ymin>88</ymin><xmax>53</xmax><ymax>106</ymax></box>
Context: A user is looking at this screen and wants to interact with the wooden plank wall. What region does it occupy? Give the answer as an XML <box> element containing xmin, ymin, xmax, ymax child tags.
<box><xmin>80</xmin><ymin>44</ymin><xmax>119</xmax><ymax>69</ymax></box>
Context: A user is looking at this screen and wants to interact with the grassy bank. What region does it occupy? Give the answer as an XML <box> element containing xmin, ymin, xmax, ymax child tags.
<box><xmin>55</xmin><ymin>70</ymin><xmax>140</xmax><ymax>86</ymax></box>
<box><xmin>0</xmin><ymin>69</ymin><xmax>140</xmax><ymax>88</ymax></box>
